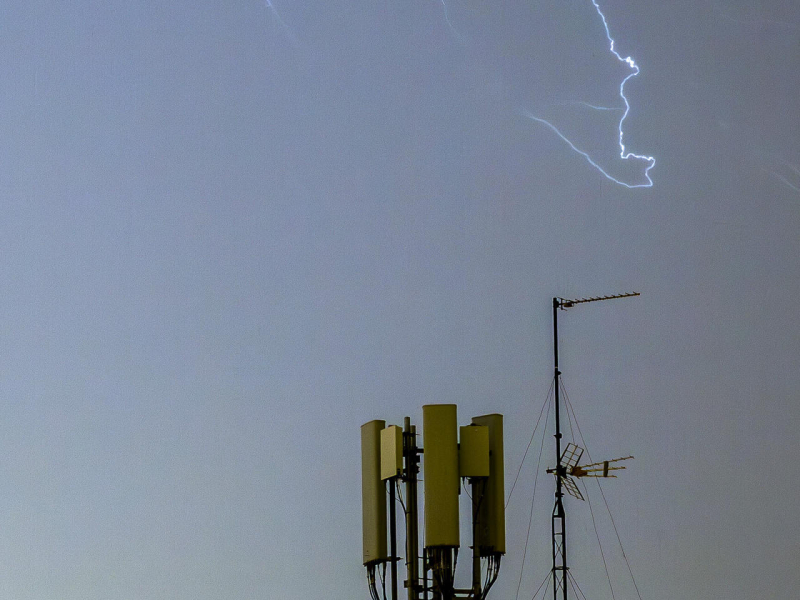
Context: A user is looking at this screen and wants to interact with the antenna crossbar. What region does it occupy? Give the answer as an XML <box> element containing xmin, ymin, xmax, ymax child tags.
<box><xmin>571</xmin><ymin>456</ymin><xmax>633</xmax><ymax>479</ymax></box>
<box><xmin>577</xmin><ymin>456</ymin><xmax>634</xmax><ymax>469</ymax></box>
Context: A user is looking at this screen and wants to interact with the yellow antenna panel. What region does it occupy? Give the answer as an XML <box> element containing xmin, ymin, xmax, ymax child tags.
<box><xmin>459</xmin><ymin>425</ymin><xmax>490</xmax><ymax>478</ymax></box>
<box><xmin>360</xmin><ymin>420</ymin><xmax>388</xmax><ymax>565</ymax></box>
<box><xmin>380</xmin><ymin>425</ymin><xmax>403</xmax><ymax>481</ymax></box>
<box><xmin>423</xmin><ymin>404</ymin><xmax>460</xmax><ymax>548</ymax></box>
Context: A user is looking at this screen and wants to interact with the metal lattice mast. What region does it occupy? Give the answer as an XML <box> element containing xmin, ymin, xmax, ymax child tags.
<box><xmin>550</xmin><ymin>292</ymin><xmax>639</xmax><ymax>600</ymax></box>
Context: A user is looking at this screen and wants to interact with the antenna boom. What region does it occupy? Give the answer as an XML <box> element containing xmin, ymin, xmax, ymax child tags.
<box><xmin>558</xmin><ymin>292</ymin><xmax>640</xmax><ymax>309</ymax></box>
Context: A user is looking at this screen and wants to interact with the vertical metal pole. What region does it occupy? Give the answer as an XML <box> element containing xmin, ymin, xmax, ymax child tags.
<box><xmin>390</xmin><ymin>477</ymin><xmax>398</xmax><ymax>600</ymax></box>
<box><xmin>471</xmin><ymin>479</ymin><xmax>482</xmax><ymax>598</ymax></box>
<box><xmin>552</xmin><ymin>298</ymin><xmax>567</xmax><ymax>600</ymax></box>
<box><xmin>405</xmin><ymin>418</ymin><xmax>419</xmax><ymax>600</ymax></box>
<box><xmin>423</xmin><ymin>548</ymin><xmax>429</xmax><ymax>600</ymax></box>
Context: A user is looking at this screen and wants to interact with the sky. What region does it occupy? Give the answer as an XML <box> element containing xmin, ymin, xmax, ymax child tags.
<box><xmin>0</xmin><ymin>1</ymin><xmax>798</xmax><ymax>599</ymax></box>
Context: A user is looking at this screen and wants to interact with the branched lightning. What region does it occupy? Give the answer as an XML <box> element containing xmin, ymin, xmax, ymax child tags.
<box><xmin>575</xmin><ymin>101</ymin><xmax>623</xmax><ymax>111</ymax></box>
<box><xmin>522</xmin><ymin>110</ymin><xmax>652</xmax><ymax>189</ymax></box>
<box><xmin>525</xmin><ymin>0</ymin><xmax>656</xmax><ymax>188</ymax></box>
<box><xmin>437</xmin><ymin>0</ymin><xmax>464</xmax><ymax>41</ymax></box>
<box><xmin>764</xmin><ymin>158</ymin><xmax>800</xmax><ymax>195</ymax></box>
<box><xmin>770</xmin><ymin>171</ymin><xmax>800</xmax><ymax>194</ymax></box>
<box><xmin>767</xmin><ymin>159</ymin><xmax>800</xmax><ymax>194</ymax></box>
<box><xmin>540</xmin><ymin>100</ymin><xmax>623</xmax><ymax>112</ymax></box>
<box><xmin>263</xmin><ymin>0</ymin><xmax>298</xmax><ymax>44</ymax></box>
<box><xmin>784</xmin><ymin>161</ymin><xmax>800</xmax><ymax>178</ymax></box>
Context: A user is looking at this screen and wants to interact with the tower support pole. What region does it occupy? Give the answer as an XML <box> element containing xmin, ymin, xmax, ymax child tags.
<box><xmin>404</xmin><ymin>417</ymin><xmax>420</xmax><ymax>600</ymax></box>
<box><xmin>552</xmin><ymin>298</ymin><xmax>567</xmax><ymax>600</ymax></box>
<box><xmin>390</xmin><ymin>476</ymin><xmax>398</xmax><ymax>600</ymax></box>
<box><xmin>471</xmin><ymin>478</ymin><xmax>484</xmax><ymax>598</ymax></box>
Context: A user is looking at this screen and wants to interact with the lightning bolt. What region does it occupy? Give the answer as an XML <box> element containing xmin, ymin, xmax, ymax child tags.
<box><xmin>525</xmin><ymin>0</ymin><xmax>656</xmax><ymax>188</ymax></box>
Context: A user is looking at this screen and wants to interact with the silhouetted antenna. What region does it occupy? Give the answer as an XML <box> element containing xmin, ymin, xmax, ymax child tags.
<box><xmin>549</xmin><ymin>291</ymin><xmax>640</xmax><ymax>600</ymax></box>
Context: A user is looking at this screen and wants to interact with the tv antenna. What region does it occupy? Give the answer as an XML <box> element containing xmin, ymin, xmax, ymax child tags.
<box><xmin>549</xmin><ymin>292</ymin><xmax>639</xmax><ymax>600</ymax></box>
<box><xmin>547</xmin><ymin>442</ymin><xmax>633</xmax><ymax>501</ymax></box>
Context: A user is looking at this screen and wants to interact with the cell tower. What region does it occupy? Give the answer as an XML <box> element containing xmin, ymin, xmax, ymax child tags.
<box><xmin>361</xmin><ymin>406</ymin><xmax>506</xmax><ymax>600</ymax></box>
<box><xmin>549</xmin><ymin>293</ymin><xmax>638</xmax><ymax>600</ymax></box>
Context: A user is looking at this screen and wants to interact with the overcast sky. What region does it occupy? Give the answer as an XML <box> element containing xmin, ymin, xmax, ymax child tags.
<box><xmin>1</xmin><ymin>1</ymin><xmax>798</xmax><ymax>599</ymax></box>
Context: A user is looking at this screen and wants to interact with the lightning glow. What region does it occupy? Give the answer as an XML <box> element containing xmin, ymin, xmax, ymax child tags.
<box><xmin>709</xmin><ymin>1</ymin><xmax>799</xmax><ymax>32</ymax></box>
<box><xmin>525</xmin><ymin>0</ymin><xmax>656</xmax><ymax>188</ymax></box>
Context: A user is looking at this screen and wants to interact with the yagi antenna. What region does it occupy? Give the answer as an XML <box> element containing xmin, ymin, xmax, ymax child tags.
<box><xmin>557</xmin><ymin>291</ymin><xmax>640</xmax><ymax>310</ymax></box>
<box><xmin>547</xmin><ymin>443</ymin><xmax>634</xmax><ymax>501</ymax></box>
<box><xmin>549</xmin><ymin>291</ymin><xmax>639</xmax><ymax>600</ymax></box>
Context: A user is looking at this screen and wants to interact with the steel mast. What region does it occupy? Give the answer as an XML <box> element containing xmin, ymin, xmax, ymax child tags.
<box><xmin>550</xmin><ymin>292</ymin><xmax>639</xmax><ymax>600</ymax></box>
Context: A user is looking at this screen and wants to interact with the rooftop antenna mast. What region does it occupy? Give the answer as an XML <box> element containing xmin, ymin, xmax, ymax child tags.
<box><xmin>550</xmin><ymin>292</ymin><xmax>639</xmax><ymax>600</ymax></box>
